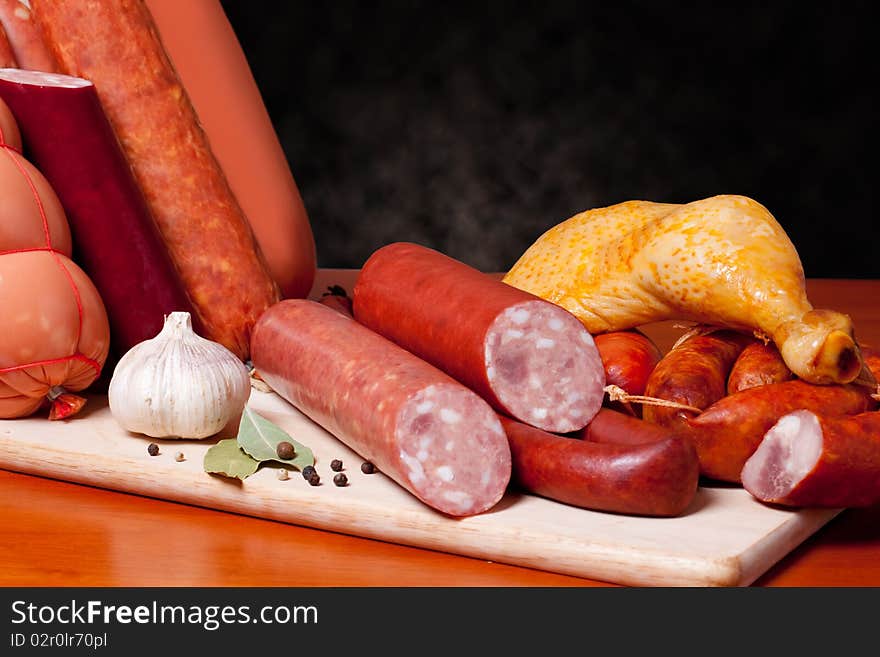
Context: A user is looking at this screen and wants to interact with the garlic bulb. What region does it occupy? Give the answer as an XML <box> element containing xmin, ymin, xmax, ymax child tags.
<box><xmin>108</xmin><ymin>312</ymin><xmax>250</xmax><ymax>439</ymax></box>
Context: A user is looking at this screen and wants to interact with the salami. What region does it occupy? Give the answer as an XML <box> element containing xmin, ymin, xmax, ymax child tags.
<box><xmin>250</xmin><ymin>299</ymin><xmax>512</xmax><ymax>517</ymax></box>
<box><xmin>742</xmin><ymin>410</ymin><xmax>880</xmax><ymax>508</ymax></box>
<box><xmin>31</xmin><ymin>0</ymin><xmax>279</xmax><ymax>360</ymax></box>
<box><xmin>353</xmin><ymin>242</ymin><xmax>605</xmax><ymax>433</ymax></box>
<box><xmin>0</xmin><ymin>69</ymin><xmax>198</xmax><ymax>355</ymax></box>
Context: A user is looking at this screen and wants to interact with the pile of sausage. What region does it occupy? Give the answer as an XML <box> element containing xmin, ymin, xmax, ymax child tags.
<box><xmin>253</xmin><ymin>242</ymin><xmax>880</xmax><ymax>518</ymax></box>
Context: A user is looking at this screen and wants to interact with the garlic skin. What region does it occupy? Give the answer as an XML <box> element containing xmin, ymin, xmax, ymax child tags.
<box><xmin>108</xmin><ymin>312</ymin><xmax>251</xmax><ymax>439</ymax></box>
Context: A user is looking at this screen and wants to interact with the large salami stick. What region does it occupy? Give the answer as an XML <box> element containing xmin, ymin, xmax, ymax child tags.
<box><xmin>30</xmin><ymin>0</ymin><xmax>279</xmax><ymax>360</ymax></box>
<box><xmin>499</xmin><ymin>416</ymin><xmax>699</xmax><ymax>517</ymax></box>
<box><xmin>742</xmin><ymin>410</ymin><xmax>880</xmax><ymax>508</ymax></box>
<box><xmin>0</xmin><ymin>0</ymin><xmax>56</xmax><ymax>71</ymax></box>
<box><xmin>0</xmin><ymin>69</ymin><xmax>198</xmax><ymax>356</ymax></box>
<box><xmin>145</xmin><ymin>0</ymin><xmax>316</xmax><ymax>300</ymax></box>
<box><xmin>251</xmin><ymin>299</ymin><xmax>513</xmax><ymax>518</ymax></box>
<box><xmin>353</xmin><ymin>242</ymin><xmax>606</xmax><ymax>433</ymax></box>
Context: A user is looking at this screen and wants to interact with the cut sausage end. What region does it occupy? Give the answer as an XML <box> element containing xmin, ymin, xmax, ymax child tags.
<box><xmin>741</xmin><ymin>410</ymin><xmax>823</xmax><ymax>502</ymax></box>
<box><xmin>396</xmin><ymin>383</ymin><xmax>511</xmax><ymax>516</ymax></box>
<box><xmin>0</xmin><ymin>68</ymin><xmax>91</xmax><ymax>88</ymax></box>
<box><xmin>484</xmin><ymin>300</ymin><xmax>605</xmax><ymax>433</ymax></box>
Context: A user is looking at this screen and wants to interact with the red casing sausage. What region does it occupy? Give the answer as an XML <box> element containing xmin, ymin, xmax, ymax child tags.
<box><xmin>353</xmin><ymin>242</ymin><xmax>606</xmax><ymax>433</ymax></box>
<box><xmin>31</xmin><ymin>0</ymin><xmax>279</xmax><ymax>360</ymax></box>
<box><xmin>251</xmin><ymin>299</ymin><xmax>512</xmax><ymax>517</ymax></box>
<box><xmin>642</xmin><ymin>330</ymin><xmax>753</xmax><ymax>427</ymax></box>
<box><xmin>727</xmin><ymin>341</ymin><xmax>793</xmax><ymax>394</ymax></box>
<box><xmin>593</xmin><ymin>329</ymin><xmax>662</xmax><ymax>416</ymax></box>
<box><xmin>678</xmin><ymin>379</ymin><xmax>877</xmax><ymax>483</ymax></box>
<box><xmin>581</xmin><ymin>408</ymin><xmax>678</xmax><ymax>446</ymax></box>
<box><xmin>500</xmin><ymin>415</ymin><xmax>699</xmax><ymax>517</ymax></box>
<box><xmin>742</xmin><ymin>410</ymin><xmax>880</xmax><ymax>508</ymax></box>
<box><xmin>0</xmin><ymin>69</ymin><xmax>198</xmax><ymax>356</ymax></box>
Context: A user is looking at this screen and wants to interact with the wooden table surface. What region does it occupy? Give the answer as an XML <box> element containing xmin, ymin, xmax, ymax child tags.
<box><xmin>2</xmin><ymin>272</ymin><xmax>879</xmax><ymax>587</ymax></box>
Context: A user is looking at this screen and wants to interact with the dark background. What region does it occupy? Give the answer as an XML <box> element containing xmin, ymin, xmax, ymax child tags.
<box><xmin>221</xmin><ymin>1</ymin><xmax>876</xmax><ymax>278</ymax></box>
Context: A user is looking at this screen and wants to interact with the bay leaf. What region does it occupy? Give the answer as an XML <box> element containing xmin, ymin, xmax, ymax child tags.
<box><xmin>237</xmin><ymin>406</ymin><xmax>315</xmax><ymax>470</ymax></box>
<box><xmin>204</xmin><ymin>439</ymin><xmax>260</xmax><ymax>480</ymax></box>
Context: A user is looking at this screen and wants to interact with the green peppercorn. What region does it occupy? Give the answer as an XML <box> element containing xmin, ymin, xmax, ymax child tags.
<box><xmin>276</xmin><ymin>441</ymin><xmax>296</xmax><ymax>460</ymax></box>
<box><xmin>360</xmin><ymin>461</ymin><xmax>376</xmax><ymax>474</ymax></box>
<box><xmin>333</xmin><ymin>473</ymin><xmax>348</xmax><ymax>487</ymax></box>
<box><xmin>330</xmin><ymin>459</ymin><xmax>343</xmax><ymax>472</ymax></box>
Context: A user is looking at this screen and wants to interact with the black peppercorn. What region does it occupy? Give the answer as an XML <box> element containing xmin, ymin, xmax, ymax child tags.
<box><xmin>333</xmin><ymin>473</ymin><xmax>348</xmax><ymax>487</ymax></box>
<box><xmin>307</xmin><ymin>471</ymin><xmax>321</xmax><ymax>486</ymax></box>
<box><xmin>330</xmin><ymin>459</ymin><xmax>343</xmax><ymax>472</ymax></box>
<box><xmin>147</xmin><ymin>443</ymin><xmax>159</xmax><ymax>456</ymax></box>
<box><xmin>360</xmin><ymin>461</ymin><xmax>376</xmax><ymax>474</ymax></box>
<box><xmin>301</xmin><ymin>465</ymin><xmax>316</xmax><ymax>481</ymax></box>
<box><xmin>276</xmin><ymin>441</ymin><xmax>296</xmax><ymax>460</ymax></box>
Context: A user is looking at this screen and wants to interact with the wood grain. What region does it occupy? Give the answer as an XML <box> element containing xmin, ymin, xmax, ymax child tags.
<box><xmin>1</xmin><ymin>272</ymin><xmax>878</xmax><ymax>587</ymax></box>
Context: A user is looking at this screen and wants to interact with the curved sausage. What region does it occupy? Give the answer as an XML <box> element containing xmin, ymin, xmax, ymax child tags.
<box><xmin>0</xmin><ymin>0</ymin><xmax>56</xmax><ymax>71</ymax></box>
<box><xmin>145</xmin><ymin>0</ymin><xmax>316</xmax><ymax>299</ymax></box>
<box><xmin>727</xmin><ymin>341</ymin><xmax>793</xmax><ymax>394</ymax></box>
<box><xmin>581</xmin><ymin>408</ymin><xmax>679</xmax><ymax>446</ymax></box>
<box><xmin>353</xmin><ymin>242</ymin><xmax>606</xmax><ymax>433</ymax></box>
<box><xmin>251</xmin><ymin>299</ymin><xmax>512</xmax><ymax>518</ymax></box>
<box><xmin>0</xmin><ymin>69</ymin><xmax>198</xmax><ymax>356</ymax></box>
<box><xmin>31</xmin><ymin>0</ymin><xmax>279</xmax><ymax>360</ymax></box>
<box><xmin>642</xmin><ymin>329</ymin><xmax>753</xmax><ymax>427</ymax></box>
<box><xmin>594</xmin><ymin>329</ymin><xmax>662</xmax><ymax>416</ymax></box>
<box><xmin>500</xmin><ymin>416</ymin><xmax>699</xmax><ymax>517</ymax></box>
<box><xmin>678</xmin><ymin>380</ymin><xmax>877</xmax><ymax>483</ymax></box>
<box><xmin>742</xmin><ymin>410</ymin><xmax>880</xmax><ymax>508</ymax></box>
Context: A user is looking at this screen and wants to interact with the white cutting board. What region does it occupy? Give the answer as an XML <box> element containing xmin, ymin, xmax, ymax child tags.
<box><xmin>0</xmin><ymin>388</ymin><xmax>839</xmax><ymax>587</ymax></box>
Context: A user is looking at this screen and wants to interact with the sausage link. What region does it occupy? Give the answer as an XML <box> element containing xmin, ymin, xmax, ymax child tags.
<box><xmin>353</xmin><ymin>242</ymin><xmax>606</xmax><ymax>433</ymax></box>
<box><xmin>500</xmin><ymin>416</ymin><xmax>699</xmax><ymax>517</ymax></box>
<box><xmin>251</xmin><ymin>299</ymin><xmax>512</xmax><ymax>517</ymax></box>
<box><xmin>679</xmin><ymin>380</ymin><xmax>877</xmax><ymax>483</ymax></box>
<box><xmin>727</xmin><ymin>341</ymin><xmax>793</xmax><ymax>394</ymax></box>
<box><xmin>0</xmin><ymin>0</ymin><xmax>56</xmax><ymax>71</ymax></box>
<box><xmin>581</xmin><ymin>408</ymin><xmax>679</xmax><ymax>446</ymax></box>
<box><xmin>594</xmin><ymin>329</ymin><xmax>662</xmax><ymax>416</ymax></box>
<box><xmin>31</xmin><ymin>0</ymin><xmax>279</xmax><ymax>360</ymax></box>
<box><xmin>642</xmin><ymin>329</ymin><xmax>753</xmax><ymax>427</ymax></box>
<box><xmin>742</xmin><ymin>410</ymin><xmax>880</xmax><ymax>508</ymax></box>
<box><xmin>0</xmin><ymin>18</ymin><xmax>15</xmax><ymax>67</ymax></box>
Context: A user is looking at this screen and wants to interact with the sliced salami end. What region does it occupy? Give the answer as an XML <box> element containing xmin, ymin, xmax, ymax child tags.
<box><xmin>741</xmin><ymin>410</ymin><xmax>823</xmax><ymax>503</ymax></box>
<box><xmin>485</xmin><ymin>300</ymin><xmax>605</xmax><ymax>433</ymax></box>
<box><xmin>396</xmin><ymin>383</ymin><xmax>509</xmax><ymax>516</ymax></box>
<box><xmin>0</xmin><ymin>68</ymin><xmax>91</xmax><ymax>88</ymax></box>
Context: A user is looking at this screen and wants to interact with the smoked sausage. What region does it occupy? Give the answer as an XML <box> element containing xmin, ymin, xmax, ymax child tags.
<box><xmin>145</xmin><ymin>0</ymin><xmax>316</xmax><ymax>299</ymax></box>
<box><xmin>0</xmin><ymin>69</ymin><xmax>198</xmax><ymax>356</ymax></box>
<box><xmin>31</xmin><ymin>0</ymin><xmax>279</xmax><ymax>360</ymax></box>
<box><xmin>581</xmin><ymin>408</ymin><xmax>679</xmax><ymax>446</ymax></box>
<box><xmin>593</xmin><ymin>329</ymin><xmax>662</xmax><ymax>416</ymax></box>
<box><xmin>727</xmin><ymin>341</ymin><xmax>793</xmax><ymax>394</ymax></box>
<box><xmin>0</xmin><ymin>0</ymin><xmax>56</xmax><ymax>71</ymax></box>
<box><xmin>500</xmin><ymin>416</ymin><xmax>699</xmax><ymax>517</ymax></box>
<box><xmin>353</xmin><ymin>242</ymin><xmax>606</xmax><ymax>433</ymax></box>
<box><xmin>742</xmin><ymin>410</ymin><xmax>880</xmax><ymax>508</ymax></box>
<box><xmin>642</xmin><ymin>329</ymin><xmax>753</xmax><ymax>427</ymax></box>
<box><xmin>250</xmin><ymin>299</ymin><xmax>512</xmax><ymax>517</ymax></box>
<box><xmin>678</xmin><ymin>380</ymin><xmax>877</xmax><ymax>482</ymax></box>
